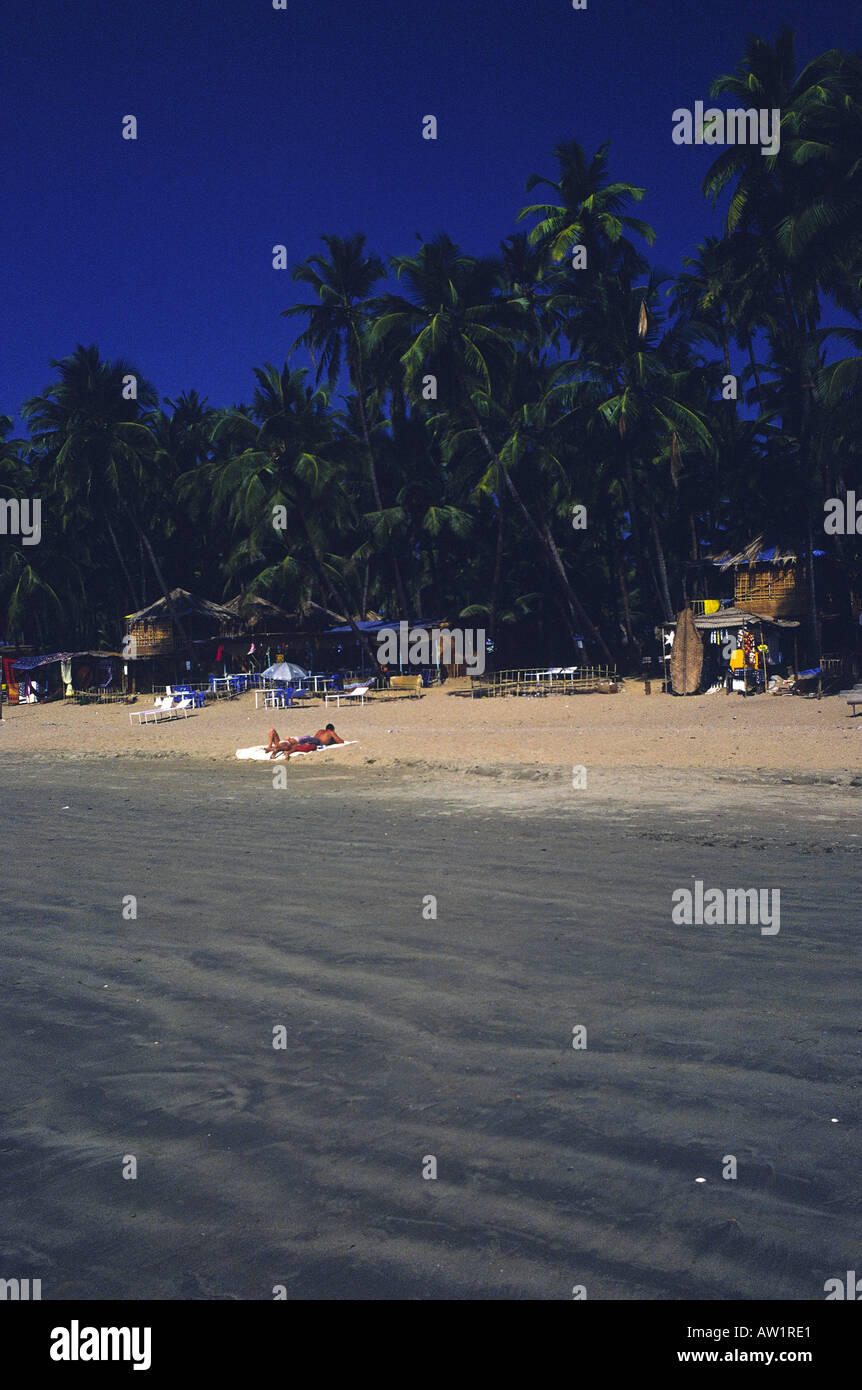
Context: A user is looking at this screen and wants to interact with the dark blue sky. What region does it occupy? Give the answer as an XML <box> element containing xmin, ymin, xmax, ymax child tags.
<box><xmin>4</xmin><ymin>0</ymin><xmax>859</xmax><ymax>427</ymax></box>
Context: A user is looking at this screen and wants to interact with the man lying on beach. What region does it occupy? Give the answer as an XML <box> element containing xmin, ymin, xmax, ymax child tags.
<box><xmin>263</xmin><ymin>724</ymin><xmax>344</xmax><ymax>759</ymax></box>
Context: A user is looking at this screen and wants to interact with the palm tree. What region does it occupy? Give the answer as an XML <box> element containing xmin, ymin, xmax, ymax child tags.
<box><xmin>284</xmin><ymin>234</ymin><xmax>410</xmax><ymax>616</ymax></box>
<box><xmin>570</xmin><ymin>271</ymin><xmax>715</xmax><ymax>624</ymax></box>
<box><xmin>518</xmin><ymin>139</ymin><xmax>654</xmax><ymax>284</ymax></box>
<box><xmin>184</xmin><ymin>364</ymin><xmax>380</xmax><ymax>666</ymax></box>
<box><xmin>21</xmin><ymin>345</ymin><xmax>185</xmax><ymax>639</ymax></box>
<box><xmin>703</xmin><ymin>29</ymin><xmax>859</xmax><ymax>653</ymax></box>
<box><xmin>369</xmin><ymin>234</ymin><xmax>613</xmax><ymax>659</ymax></box>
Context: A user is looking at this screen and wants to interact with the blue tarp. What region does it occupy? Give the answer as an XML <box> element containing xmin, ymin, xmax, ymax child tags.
<box><xmin>324</xmin><ymin>619</ymin><xmax>443</xmax><ymax>635</ymax></box>
<box><xmin>12</xmin><ymin>652</ymin><xmax>74</xmax><ymax>670</ymax></box>
<box><xmin>13</xmin><ymin>651</ymin><xmax>118</xmax><ymax>670</ymax></box>
<box><xmin>756</xmin><ymin>547</ymin><xmax>825</xmax><ymax>562</ymax></box>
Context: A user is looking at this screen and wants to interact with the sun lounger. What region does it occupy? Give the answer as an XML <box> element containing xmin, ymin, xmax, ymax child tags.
<box><xmin>130</xmin><ymin>696</ymin><xmax>170</xmax><ymax>725</ymax></box>
<box><xmin>129</xmin><ymin>696</ymin><xmax>190</xmax><ymax>725</ymax></box>
<box><xmin>325</xmin><ymin>685</ymin><xmax>370</xmax><ymax>707</ymax></box>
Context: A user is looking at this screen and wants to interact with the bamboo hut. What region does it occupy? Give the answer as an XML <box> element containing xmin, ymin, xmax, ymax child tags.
<box><xmin>124</xmin><ymin>589</ymin><xmax>238</xmax><ymax>656</ymax></box>
<box><xmin>712</xmin><ymin>539</ymin><xmax>809</xmax><ymax>619</ymax></box>
<box><xmin>124</xmin><ymin>589</ymin><xmax>238</xmax><ymax>687</ymax></box>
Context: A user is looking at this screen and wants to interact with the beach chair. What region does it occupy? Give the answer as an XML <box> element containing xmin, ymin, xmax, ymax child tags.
<box><xmin>388</xmin><ymin>674</ymin><xmax>423</xmax><ymax>697</ymax></box>
<box><xmin>325</xmin><ymin>684</ymin><xmax>370</xmax><ymax>708</ymax></box>
<box><xmin>129</xmin><ymin>696</ymin><xmax>171</xmax><ymax>726</ymax></box>
<box><xmin>173</xmin><ymin>686</ymin><xmax>206</xmax><ymax>709</ymax></box>
<box><xmin>265</xmin><ymin>684</ymin><xmax>298</xmax><ymax>709</ymax></box>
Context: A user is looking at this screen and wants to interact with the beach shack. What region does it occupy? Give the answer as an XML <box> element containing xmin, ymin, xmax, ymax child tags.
<box><xmin>123</xmin><ymin>589</ymin><xmax>239</xmax><ymax>689</ymax></box>
<box><xmin>710</xmin><ymin>536</ymin><xmax>858</xmax><ymax>677</ymax></box>
<box><xmin>322</xmin><ymin>617</ymin><xmax>464</xmax><ymax>680</ymax></box>
<box><xmin>662</xmin><ymin>605</ymin><xmax>800</xmax><ymax>694</ymax></box>
<box><xmin>6</xmin><ymin>650</ymin><xmax>123</xmax><ymax>702</ymax></box>
<box><xmin>712</xmin><ymin>540</ymin><xmax>811</xmax><ymax>619</ymax></box>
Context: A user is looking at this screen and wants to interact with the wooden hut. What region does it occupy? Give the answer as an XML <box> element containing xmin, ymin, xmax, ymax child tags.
<box><xmin>712</xmin><ymin>540</ymin><xmax>808</xmax><ymax>619</ymax></box>
<box><xmin>123</xmin><ymin>589</ymin><xmax>239</xmax><ymax>688</ymax></box>
<box><xmin>124</xmin><ymin>589</ymin><xmax>238</xmax><ymax>656</ymax></box>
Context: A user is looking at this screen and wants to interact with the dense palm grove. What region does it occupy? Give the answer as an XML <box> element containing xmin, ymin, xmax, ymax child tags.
<box><xmin>3</xmin><ymin>31</ymin><xmax>861</xmax><ymax>670</ymax></box>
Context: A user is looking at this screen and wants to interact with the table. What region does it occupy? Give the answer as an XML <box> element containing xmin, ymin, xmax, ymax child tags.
<box><xmin>255</xmin><ymin>687</ymin><xmax>298</xmax><ymax>710</ymax></box>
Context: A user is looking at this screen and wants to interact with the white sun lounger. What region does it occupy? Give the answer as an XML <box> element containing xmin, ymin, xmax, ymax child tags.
<box><xmin>325</xmin><ymin>685</ymin><xmax>370</xmax><ymax>708</ymax></box>
<box><xmin>129</xmin><ymin>696</ymin><xmax>190</xmax><ymax>726</ymax></box>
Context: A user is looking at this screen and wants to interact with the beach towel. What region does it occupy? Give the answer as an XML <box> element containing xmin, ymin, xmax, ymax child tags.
<box><xmin>235</xmin><ymin>742</ymin><xmax>359</xmax><ymax>761</ymax></box>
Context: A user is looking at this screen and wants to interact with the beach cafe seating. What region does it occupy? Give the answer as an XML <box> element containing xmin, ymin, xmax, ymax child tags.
<box><xmin>265</xmin><ymin>684</ymin><xmax>299</xmax><ymax>709</ymax></box>
<box><xmin>325</xmin><ymin>683</ymin><xmax>371</xmax><ymax>708</ymax></box>
<box><xmin>171</xmin><ymin>684</ymin><xmax>207</xmax><ymax>709</ymax></box>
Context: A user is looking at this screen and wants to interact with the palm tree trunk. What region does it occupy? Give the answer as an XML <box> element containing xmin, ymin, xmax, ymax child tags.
<box><xmin>105</xmin><ymin>515</ymin><xmax>141</xmax><ymax>612</ymax></box>
<box><xmin>648</xmin><ymin>501</ymin><xmax>674</xmax><ymax>621</ymax></box>
<box><xmin>120</xmin><ymin>500</ymin><xmax>191</xmax><ymax>652</ymax></box>
<box><xmin>622</xmin><ymin>438</ymin><xmax>664</xmax><ymax>615</ymax></box>
<box><xmin>296</xmin><ymin>504</ymin><xmax>381</xmax><ymax>669</ymax></box>
<box><xmin>465</xmin><ymin>400</ymin><xmax>613</xmax><ymax>662</ymax></box>
<box><xmin>489</xmin><ymin>497</ymin><xmax>505</xmax><ymax>644</ymax></box>
<box><xmin>607</xmin><ymin>517</ymin><xmax>635</xmax><ymax>648</ymax></box>
<box><xmin>351</xmin><ymin>343</ymin><xmax>410</xmax><ymax>617</ymax></box>
<box><xmin>747</xmin><ymin>340</ymin><xmax>765</xmax><ymax>411</ymax></box>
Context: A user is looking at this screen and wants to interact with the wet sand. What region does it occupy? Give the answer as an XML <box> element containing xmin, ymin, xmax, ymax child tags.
<box><xmin>1</xmin><ymin>755</ymin><xmax>858</xmax><ymax>1299</ymax></box>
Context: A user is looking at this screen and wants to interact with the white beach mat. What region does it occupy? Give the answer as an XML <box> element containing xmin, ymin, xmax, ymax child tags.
<box><xmin>236</xmin><ymin>742</ymin><xmax>359</xmax><ymax>761</ymax></box>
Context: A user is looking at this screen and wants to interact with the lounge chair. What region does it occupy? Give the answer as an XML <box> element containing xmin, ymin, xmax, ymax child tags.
<box><xmin>325</xmin><ymin>684</ymin><xmax>371</xmax><ymax>708</ymax></box>
<box><xmin>130</xmin><ymin>696</ymin><xmax>170</xmax><ymax>725</ymax></box>
<box><xmin>387</xmin><ymin>674</ymin><xmax>423</xmax><ymax>696</ymax></box>
<box><xmin>129</xmin><ymin>695</ymin><xmax>190</xmax><ymax>726</ymax></box>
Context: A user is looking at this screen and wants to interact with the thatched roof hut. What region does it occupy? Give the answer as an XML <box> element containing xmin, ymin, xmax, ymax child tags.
<box><xmin>125</xmin><ymin>589</ymin><xmax>237</xmax><ymax>657</ymax></box>
<box><xmin>711</xmin><ymin>537</ymin><xmax>818</xmax><ymax>619</ymax></box>
<box><xmin>222</xmin><ymin>594</ymin><xmax>297</xmax><ymax>633</ymax></box>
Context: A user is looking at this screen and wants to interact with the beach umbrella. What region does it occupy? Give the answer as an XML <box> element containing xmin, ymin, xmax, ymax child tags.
<box><xmin>261</xmin><ymin>661</ymin><xmax>308</xmax><ymax>682</ymax></box>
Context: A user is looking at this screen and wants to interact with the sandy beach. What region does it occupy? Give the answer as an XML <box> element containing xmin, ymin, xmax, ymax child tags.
<box><xmin>1</xmin><ymin>687</ymin><xmax>860</xmax><ymax>1300</ymax></box>
<box><xmin>2</xmin><ymin>680</ymin><xmax>861</xmax><ymax>780</ymax></box>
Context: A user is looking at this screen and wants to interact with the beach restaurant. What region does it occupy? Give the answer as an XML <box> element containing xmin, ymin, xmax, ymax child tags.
<box><xmin>322</xmin><ymin>617</ymin><xmax>466</xmax><ymax>678</ymax></box>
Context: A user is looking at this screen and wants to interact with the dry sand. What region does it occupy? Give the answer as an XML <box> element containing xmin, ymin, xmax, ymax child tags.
<box><xmin>2</xmin><ymin>679</ymin><xmax>861</xmax><ymax>782</ymax></box>
<box><xmin>1</xmin><ymin>684</ymin><xmax>859</xmax><ymax>1300</ymax></box>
